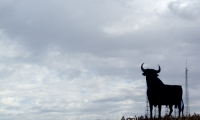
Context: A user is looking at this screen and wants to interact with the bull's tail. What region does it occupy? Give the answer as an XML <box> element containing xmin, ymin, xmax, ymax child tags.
<box><xmin>175</xmin><ymin>98</ymin><xmax>184</xmax><ymax>109</ymax></box>
<box><xmin>181</xmin><ymin>99</ymin><xmax>184</xmax><ymax>112</ymax></box>
<box><xmin>178</xmin><ymin>99</ymin><xmax>184</xmax><ymax>117</ymax></box>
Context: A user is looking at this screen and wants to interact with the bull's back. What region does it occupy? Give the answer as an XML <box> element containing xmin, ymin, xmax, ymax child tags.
<box><xmin>164</xmin><ymin>85</ymin><xmax>183</xmax><ymax>97</ymax></box>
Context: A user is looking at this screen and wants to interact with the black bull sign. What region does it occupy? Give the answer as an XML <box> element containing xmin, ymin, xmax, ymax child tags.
<box><xmin>141</xmin><ymin>63</ymin><xmax>184</xmax><ymax>118</ymax></box>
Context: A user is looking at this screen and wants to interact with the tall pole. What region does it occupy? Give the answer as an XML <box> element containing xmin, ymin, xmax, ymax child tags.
<box><xmin>165</xmin><ymin>105</ymin><xmax>169</xmax><ymax>116</ymax></box>
<box><xmin>185</xmin><ymin>60</ymin><xmax>190</xmax><ymax>116</ymax></box>
<box><xmin>145</xmin><ymin>95</ymin><xmax>150</xmax><ymax>118</ymax></box>
<box><xmin>174</xmin><ymin>105</ymin><xmax>177</xmax><ymax>117</ymax></box>
<box><xmin>154</xmin><ymin>106</ymin><xmax>158</xmax><ymax>118</ymax></box>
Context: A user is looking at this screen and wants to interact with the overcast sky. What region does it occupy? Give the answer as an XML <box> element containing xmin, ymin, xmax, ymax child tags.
<box><xmin>0</xmin><ymin>0</ymin><xmax>200</xmax><ymax>120</ymax></box>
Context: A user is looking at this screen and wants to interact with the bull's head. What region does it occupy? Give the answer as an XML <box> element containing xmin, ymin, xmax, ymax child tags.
<box><xmin>141</xmin><ymin>63</ymin><xmax>161</xmax><ymax>76</ymax></box>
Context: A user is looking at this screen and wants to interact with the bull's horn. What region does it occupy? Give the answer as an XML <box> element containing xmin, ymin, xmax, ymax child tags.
<box><xmin>141</xmin><ymin>63</ymin><xmax>145</xmax><ymax>72</ymax></box>
<box><xmin>157</xmin><ymin>65</ymin><xmax>161</xmax><ymax>73</ymax></box>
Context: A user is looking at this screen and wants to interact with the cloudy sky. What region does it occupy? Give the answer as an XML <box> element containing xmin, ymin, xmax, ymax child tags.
<box><xmin>0</xmin><ymin>0</ymin><xmax>200</xmax><ymax>120</ymax></box>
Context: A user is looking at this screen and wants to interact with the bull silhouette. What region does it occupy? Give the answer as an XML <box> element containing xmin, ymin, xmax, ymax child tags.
<box><xmin>141</xmin><ymin>63</ymin><xmax>184</xmax><ymax>118</ymax></box>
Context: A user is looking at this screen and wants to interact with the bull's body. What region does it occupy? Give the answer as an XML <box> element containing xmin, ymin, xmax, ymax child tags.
<box><xmin>147</xmin><ymin>85</ymin><xmax>182</xmax><ymax>107</ymax></box>
<box><xmin>141</xmin><ymin>63</ymin><xmax>184</xmax><ymax>118</ymax></box>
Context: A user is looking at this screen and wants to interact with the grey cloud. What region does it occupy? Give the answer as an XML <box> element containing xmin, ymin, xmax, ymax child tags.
<box><xmin>168</xmin><ymin>1</ymin><xmax>200</xmax><ymax>20</ymax></box>
<box><xmin>0</xmin><ymin>0</ymin><xmax>200</xmax><ymax>120</ymax></box>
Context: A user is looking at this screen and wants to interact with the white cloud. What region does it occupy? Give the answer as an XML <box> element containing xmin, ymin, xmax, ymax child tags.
<box><xmin>0</xmin><ymin>0</ymin><xmax>200</xmax><ymax>119</ymax></box>
<box><xmin>1</xmin><ymin>97</ymin><xmax>22</xmax><ymax>106</ymax></box>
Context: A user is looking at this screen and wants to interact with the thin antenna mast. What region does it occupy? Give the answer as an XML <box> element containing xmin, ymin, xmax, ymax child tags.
<box><xmin>185</xmin><ymin>56</ymin><xmax>190</xmax><ymax>116</ymax></box>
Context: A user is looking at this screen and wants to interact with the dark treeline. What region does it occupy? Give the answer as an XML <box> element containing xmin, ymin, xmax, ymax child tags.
<box><xmin>122</xmin><ymin>113</ymin><xmax>200</xmax><ymax>120</ymax></box>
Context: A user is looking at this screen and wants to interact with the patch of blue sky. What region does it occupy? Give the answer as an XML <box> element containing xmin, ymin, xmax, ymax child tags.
<box><xmin>80</xmin><ymin>90</ymin><xmax>88</xmax><ymax>94</ymax></box>
<box><xmin>20</xmin><ymin>98</ymin><xmax>35</xmax><ymax>105</ymax></box>
<box><xmin>125</xmin><ymin>79</ymin><xmax>133</xmax><ymax>84</ymax></box>
<box><xmin>84</xmin><ymin>70</ymin><xmax>98</xmax><ymax>76</ymax></box>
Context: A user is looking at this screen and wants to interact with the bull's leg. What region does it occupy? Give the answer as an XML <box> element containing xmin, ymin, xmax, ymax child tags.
<box><xmin>169</xmin><ymin>105</ymin><xmax>173</xmax><ymax>116</ymax></box>
<box><xmin>158</xmin><ymin>105</ymin><xmax>162</xmax><ymax>118</ymax></box>
<box><xmin>181</xmin><ymin>100</ymin><xmax>184</xmax><ymax>117</ymax></box>
<box><xmin>178</xmin><ymin>103</ymin><xmax>181</xmax><ymax>118</ymax></box>
<box><xmin>182</xmin><ymin>106</ymin><xmax>184</xmax><ymax>117</ymax></box>
<box><xmin>150</xmin><ymin>103</ymin><xmax>153</xmax><ymax>119</ymax></box>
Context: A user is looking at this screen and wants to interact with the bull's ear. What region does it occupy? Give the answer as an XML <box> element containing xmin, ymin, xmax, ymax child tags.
<box><xmin>142</xmin><ymin>73</ymin><xmax>146</xmax><ymax>76</ymax></box>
